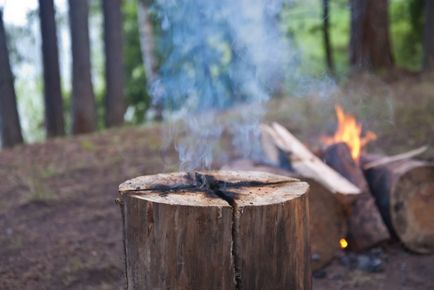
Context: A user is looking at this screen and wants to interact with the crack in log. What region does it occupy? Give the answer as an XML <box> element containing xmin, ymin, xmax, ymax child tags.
<box><xmin>231</xmin><ymin>202</ymin><xmax>242</xmax><ymax>290</ymax></box>
<box><xmin>118</xmin><ymin>199</ymin><xmax>130</xmax><ymax>290</ymax></box>
<box><xmin>192</xmin><ymin>172</ymin><xmax>243</xmax><ymax>290</ymax></box>
<box><xmin>120</xmin><ymin>171</ymin><xmax>295</xmax><ymax>290</ymax></box>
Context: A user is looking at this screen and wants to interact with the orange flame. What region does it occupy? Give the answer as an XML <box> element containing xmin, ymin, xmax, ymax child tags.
<box><xmin>323</xmin><ymin>105</ymin><xmax>377</xmax><ymax>161</ymax></box>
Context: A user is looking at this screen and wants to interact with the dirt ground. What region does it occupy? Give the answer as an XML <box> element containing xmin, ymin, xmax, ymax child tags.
<box><xmin>1</xmin><ymin>75</ymin><xmax>433</xmax><ymax>289</ymax></box>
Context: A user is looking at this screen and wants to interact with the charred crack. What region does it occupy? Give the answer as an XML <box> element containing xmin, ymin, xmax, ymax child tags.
<box><xmin>231</xmin><ymin>202</ymin><xmax>242</xmax><ymax>290</ymax></box>
<box><xmin>121</xmin><ymin>172</ymin><xmax>289</xmax><ymax>198</ymax></box>
<box><xmin>191</xmin><ymin>172</ymin><xmax>242</xmax><ymax>290</ymax></box>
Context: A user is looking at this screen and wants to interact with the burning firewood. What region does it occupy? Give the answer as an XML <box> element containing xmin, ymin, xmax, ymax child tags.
<box><xmin>262</xmin><ymin>123</ymin><xmax>361</xmax><ymax>201</ymax></box>
<box><xmin>320</xmin><ymin>106</ymin><xmax>391</xmax><ymax>250</ymax></box>
<box><xmin>222</xmin><ymin>160</ymin><xmax>348</xmax><ymax>271</ymax></box>
<box><xmin>261</xmin><ymin>118</ymin><xmax>391</xmax><ymax>251</ymax></box>
<box><xmin>118</xmin><ymin>171</ymin><xmax>311</xmax><ymax>290</ymax></box>
<box><xmin>323</xmin><ymin>143</ymin><xmax>390</xmax><ymax>250</ymax></box>
<box><xmin>362</xmin><ymin>155</ymin><xmax>434</xmax><ymax>254</ymax></box>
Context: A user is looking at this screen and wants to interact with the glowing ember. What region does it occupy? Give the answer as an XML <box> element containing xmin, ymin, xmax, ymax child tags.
<box><xmin>322</xmin><ymin>105</ymin><xmax>377</xmax><ymax>161</ymax></box>
<box><xmin>339</xmin><ymin>238</ymin><xmax>348</xmax><ymax>249</ymax></box>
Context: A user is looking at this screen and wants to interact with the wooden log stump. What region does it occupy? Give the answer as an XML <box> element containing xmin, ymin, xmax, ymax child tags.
<box><xmin>323</xmin><ymin>143</ymin><xmax>390</xmax><ymax>250</ymax></box>
<box><xmin>222</xmin><ymin>160</ymin><xmax>347</xmax><ymax>271</ymax></box>
<box><xmin>118</xmin><ymin>171</ymin><xmax>311</xmax><ymax>290</ymax></box>
<box><xmin>362</xmin><ymin>156</ymin><xmax>434</xmax><ymax>254</ymax></box>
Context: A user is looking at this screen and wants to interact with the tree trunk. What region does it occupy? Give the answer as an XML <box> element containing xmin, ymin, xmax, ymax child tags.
<box><xmin>103</xmin><ymin>0</ymin><xmax>125</xmax><ymax>127</ymax></box>
<box><xmin>423</xmin><ymin>0</ymin><xmax>434</xmax><ymax>69</ymax></box>
<box><xmin>322</xmin><ymin>0</ymin><xmax>335</xmax><ymax>75</ymax></box>
<box><xmin>39</xmin><ymin>0</ymin><xmax>65</xmax><ymax>137</ymax></box>
<box><xmin>323</xmin><ymin>143</ymin><xmax>390</xmax><ymax>250</ymax></box>
<box><xmin>68</xmin><ymin>0</ymin><xmax>97</xmax><ymax>134</ymax></box>
<box><xmin>119</xmin><ymin>171</ymin><xmax>311</xmax><ymax>290</ymax></box>
<box><xmin>0</xmin><ymin>9</ymin><xmax>23</xmax><ymax>148</ymax></box>
<box><xmin>349</xmin><ymin>0</ymin><xmax>394</xmax><ymax>71</ymax></box>
<box><xmin>363</xmin><ymin>155</ymin><xmax>434</xmax><ymax>254</ymax></box>
<box><xmin>137</xmin><ymin>0</ymin><xmax>162</xmax><ymax>121</ymax></box>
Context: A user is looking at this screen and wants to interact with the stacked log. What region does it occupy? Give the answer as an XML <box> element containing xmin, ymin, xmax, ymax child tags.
<box><xmin>362</xmin><ymin>155</ymin><xmax>434</xmax><ymax>254</ymax></box>
<box><xmin>261</xmin><ymin>122</ymin><xmax>434</xmax><ymax>256</ymax></box>
<box><xmin>323</xmin><ymin>143</ymin><xmax>390</xmax><ymax>250</ymax></box>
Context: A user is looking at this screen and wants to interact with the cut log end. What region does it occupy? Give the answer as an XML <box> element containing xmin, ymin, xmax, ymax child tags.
<box><xmin>390</xmin><ymin>164</ymin><xmax>434</xmax><ymax>253</ymax></box>
<box><xmin>119</xmin><ymin>170</ymin><xmax>311</xmax><ymax>290</ymax></box>
<box><xmin>363</xmin><ymin>155</ymin><xmax>434</xmax><ymax>254</ymax></box>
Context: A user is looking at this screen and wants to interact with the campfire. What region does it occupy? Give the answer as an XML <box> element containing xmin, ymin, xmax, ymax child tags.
<box><xmin>118</xmin><ymin>105</ymin><xmax>433</xmax><ymax>288</ymax></box>
<box><xmin>224</xmin><ymin>105</ymin><xmax>434</xmax><ymax>271</ymax></box>
<box><xmin>321</xmin><ymin>105</ymin><xmax>377</xmax><ymax>162</ymax></box>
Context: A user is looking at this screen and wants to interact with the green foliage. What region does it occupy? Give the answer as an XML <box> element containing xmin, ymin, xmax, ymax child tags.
<box><xmin>122</xmin><ymin>0</ymin><xmax>150</xmax><ymax>124</ymax></box>
<box><xmin>79</xmin><ymin>138</ymin><xmax>96</xmax><ymax>151</ymax></box>
<box><xmin>2</xmin><ymin>0</ymin><xmax>431</xmax><ymax>145</ymax></box>
<box><xmin>281</xmin><ymin>0</ymin><xmax>425</xmax><ymax>75</ymax></box>
<box><xmin>281</xmin><ymin>0</ymin><xmax>350</xmax><ymax>78</ymax></box>
<box><xmin>390</xmin><ymin>0</ymin><xmax>424</xmax><ymax>70</ymax></box>
<box><xmin>21</xmin><ymin>170</ymin><xmax>55</xmax><ymax>202</ymax></box>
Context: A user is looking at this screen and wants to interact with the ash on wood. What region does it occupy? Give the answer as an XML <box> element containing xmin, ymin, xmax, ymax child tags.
<box><xmin>222</xmin><ymin>160</ymin><xmax>347</xmax><ymax>271</ymax></box>
<box><xmin>323</xmin><ymin>143</ymin><xmax>390</xmax><ymax>250</ymax></box>
<box><xmin>118</xmin><ymin>171</ymin><xmax>311</xmax><ymax>290</ymax></box>
<box><xmin>363</xmin><ymin>156</ymin><xmax>434</xmax><ymax>254</ymax></box>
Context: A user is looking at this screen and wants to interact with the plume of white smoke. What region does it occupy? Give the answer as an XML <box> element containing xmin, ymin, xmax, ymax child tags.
<box><xmin>151</xmin><ymin>0</ymin><xmax>295</xmax><ymax>171</ymax></box>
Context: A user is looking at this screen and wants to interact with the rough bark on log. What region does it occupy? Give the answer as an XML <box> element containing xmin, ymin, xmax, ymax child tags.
<box><xmin>323</xmin><ymin>143</ymin><xmax>390</xmax><ymax>250</ymax></box>
<box><xmin>363</xmin><ymin>155</ymin><xmax>434</xmax><ymax>254</ymax></box>
<box><xmin>119</xmin><ymin>171</ymin><xmax>311</xmax><ymax>290</ymax></box>
<box><xmin>222</xmin><ymin>160</ymin><xmax>347</xmax><ymax>271</ymax></box>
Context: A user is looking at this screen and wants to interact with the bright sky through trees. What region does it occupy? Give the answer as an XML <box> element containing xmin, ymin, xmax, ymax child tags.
<box><xmin>2</xmin><ymin>0</ymin><xmax>66</xmax><ymax>26</ymax></box>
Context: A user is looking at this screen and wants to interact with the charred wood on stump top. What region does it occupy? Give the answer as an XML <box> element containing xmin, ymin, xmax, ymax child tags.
<box><xmin>363</xmin><ymin>155</ymin><xmax>434</xmax><ymax>254</ymax></box>
<box><xmin>323</xmin><ymin>142</ymin><xmax>390</xmax><ymax>250</ymax></box>
<box><xmin>118</xmin><ymin>171</ymin><xmax>311</xmax><ymax>290</ymax></box>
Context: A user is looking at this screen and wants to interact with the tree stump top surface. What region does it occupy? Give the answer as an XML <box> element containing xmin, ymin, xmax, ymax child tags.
<box><xmin>119</xmin><ymin>170</ymin><xmax>307</xmax><ymax>207</ymax></box>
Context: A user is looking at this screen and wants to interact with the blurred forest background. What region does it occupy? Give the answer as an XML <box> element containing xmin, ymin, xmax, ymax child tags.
<box><xmin>0</xmin><ymin>0</ymin><xmax>433</xmax><ymax>148</ymax></box>
<box><xmin>1</xmin><ymin>2</ymin><xmax>434</xmax><ymax>289</ymax></box>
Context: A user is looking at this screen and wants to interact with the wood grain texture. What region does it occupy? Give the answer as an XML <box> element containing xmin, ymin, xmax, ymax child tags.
<box><xmin>363</xmin><ymin>155</ymin><xmax>434</xmax><ymax>254</ymax></box>
<box><xmin>122</xmin><ymin>193</ymin><xmax>233</xmax><ymax>290</ymax></box>
<box><xmin>119</xmin><ymin>171</ymin><xmax>311</xmax><ymax>290</ymax></box>
<box><xmin>234</xmin><ymin>190</ymin><xmax>311</xmax><ymax>290</ymax></box>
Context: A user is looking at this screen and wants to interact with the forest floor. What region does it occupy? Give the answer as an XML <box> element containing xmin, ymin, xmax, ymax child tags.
<box><xmin>1</xmin><ymin>74</ymin><xmax>434</xmax><ymax>290</ymax></box>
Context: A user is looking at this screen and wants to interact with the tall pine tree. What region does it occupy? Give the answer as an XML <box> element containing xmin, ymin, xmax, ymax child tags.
<box><xmin>0</xmin><ymin>9</ymin><xmax>23</xmax><ymax>148</ymax></box>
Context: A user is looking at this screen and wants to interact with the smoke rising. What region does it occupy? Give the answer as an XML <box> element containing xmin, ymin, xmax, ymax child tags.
<box><xmin>152</xmin><ymin>0</ymin><xmax>294</xmax><ymax>171</ymax></box>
